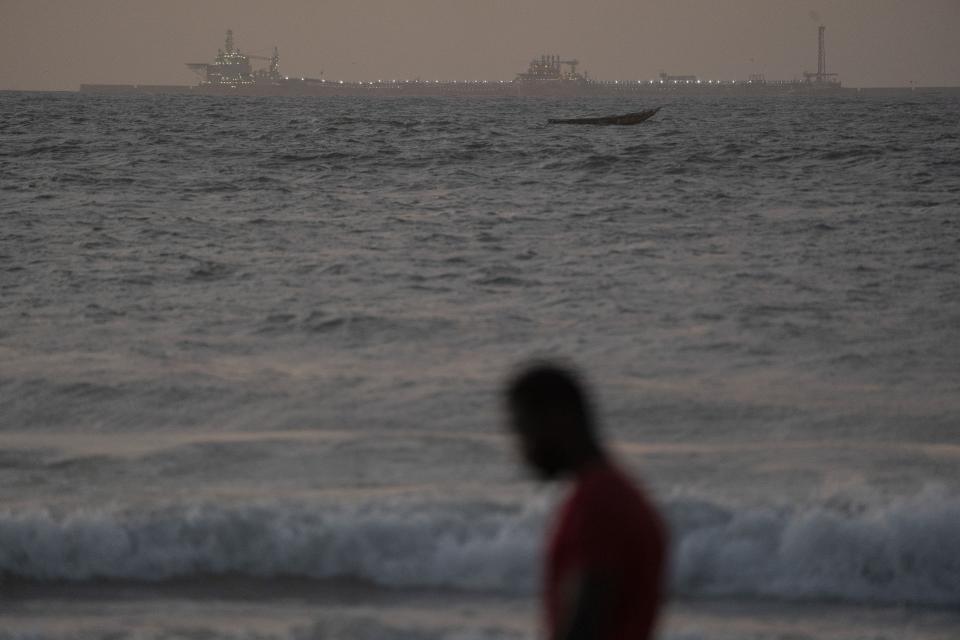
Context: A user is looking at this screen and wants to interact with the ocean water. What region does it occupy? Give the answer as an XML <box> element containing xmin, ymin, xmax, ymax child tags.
<box><xmin>1</xmin><ymin>90</ymin><xmax>959</xmax><ymax>639</ymax></box>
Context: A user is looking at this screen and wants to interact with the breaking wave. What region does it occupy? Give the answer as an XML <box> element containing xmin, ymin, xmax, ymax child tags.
<box><xmin>1</xmin><ymin>489</ymin><xmax>958</xmax><ymax>607</ymax></box>
<box><xmin>0</xmin><ymin>499</ymin><xmax>542</xmax><ymax>593</ymax></box>
<box><xmin>667</xmin><ymin>487</ymin><xmax>960</xmax><ymax>605</ymax></box>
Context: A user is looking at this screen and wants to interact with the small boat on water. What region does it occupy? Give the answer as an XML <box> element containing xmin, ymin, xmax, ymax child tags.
<box><xmin>548</xmin><ymin>107</ymin><xmax>660</xmax><ymax>126</ymax></box>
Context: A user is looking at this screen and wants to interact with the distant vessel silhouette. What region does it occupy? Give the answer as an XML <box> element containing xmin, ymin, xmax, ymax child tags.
<box><xmin>81</xmin><ymin>28</ymin><xmax>847</xmax><ymax>97</ymax></box>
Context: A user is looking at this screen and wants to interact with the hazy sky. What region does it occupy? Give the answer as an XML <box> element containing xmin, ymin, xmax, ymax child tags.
<box><xmin>1</xmin><ymin>0</ymin><xmax>958</xmax><ymax>90</ymax></box>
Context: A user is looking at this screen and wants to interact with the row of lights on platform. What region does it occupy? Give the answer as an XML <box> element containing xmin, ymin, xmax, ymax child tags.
<box><xmin>280</xmin><ymin>78</ymin><xmax>743</xmax><ymax>85</ymax></box>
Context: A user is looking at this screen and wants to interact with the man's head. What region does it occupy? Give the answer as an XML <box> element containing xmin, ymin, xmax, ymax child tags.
<box><xmin>505</xmin><ymin>362</ymin><xmax>603</xmax><ymax>480</ymax></box>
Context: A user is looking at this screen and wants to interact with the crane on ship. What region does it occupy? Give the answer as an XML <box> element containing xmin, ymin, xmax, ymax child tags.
<box><xmin>247</xmin><ymin>47</ymin><xmax>282</xmax><ymax>80</ymax></box>
<box><xmin>559</xmin><ymin>58</ymin><xmax>580</xmax><ymax>77</ymax></box>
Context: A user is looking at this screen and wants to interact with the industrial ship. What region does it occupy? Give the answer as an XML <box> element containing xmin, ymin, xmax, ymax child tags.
<box><xmin>81</xmin><ymin>27</ymin><xmax>848</xmax><ymax>97</ymax></box>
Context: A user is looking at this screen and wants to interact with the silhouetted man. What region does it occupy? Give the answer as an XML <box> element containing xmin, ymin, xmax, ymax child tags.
<box><xmin>506</xmin><ymin>363</ymin><xmax>667</xmax><ymax>640</ymax></box>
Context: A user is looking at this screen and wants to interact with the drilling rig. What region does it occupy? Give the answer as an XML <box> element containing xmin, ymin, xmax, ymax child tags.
<box><xmin>803</xmin><ymin>25</ymin><xmax>839</xmax><ymax>84</ymax></box>
<box><xmin>186</xmin><ymin>30</ymin><xmax>282</xmax><ymax>86</ymax></box>
<box><xmin>515</xmin><ymin>55</ymin><xmax>585</xmax><ymax>81</ymax></box>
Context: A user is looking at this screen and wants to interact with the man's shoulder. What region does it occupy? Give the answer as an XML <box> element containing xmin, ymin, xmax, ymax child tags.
<box><xmin>560</xmin><ymin>460</ymin><xmax>666</xmax><ymax>567</ymax></box>
<box><xmin>574</xmin><ymin>461</ymin><xmax>659</xmax><ymax>522</ymax></box>
<box><xmin>579</xmin><ymin>460</ymin><xmax>646</xmax><ymax>499</ymax></box>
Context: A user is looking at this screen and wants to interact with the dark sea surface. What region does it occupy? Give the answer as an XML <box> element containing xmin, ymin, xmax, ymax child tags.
<box><xmin>1</xmin><ymin>91</ymin><xmax>959</xmax><ymax>639</ymax></box>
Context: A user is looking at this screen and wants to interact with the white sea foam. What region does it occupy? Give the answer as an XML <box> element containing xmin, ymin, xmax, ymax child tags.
<box><xmin>0</xmin><ymin>498</ymin><xmax>543</xmax><ymax>592</ymax></box>
<box><xmin>669</xmin><ymin>486</ymin><xmax>960</xmax><ymax>605</ymax></box>
<box><xmin>0</xmin><ymin>617</ymin><xmax>529</xmax><ymax>640</ymax></box>
<box><xmin>1</xmin><ymin>489</ymin><xmax>958</xmax><ymax>607</ymax></box>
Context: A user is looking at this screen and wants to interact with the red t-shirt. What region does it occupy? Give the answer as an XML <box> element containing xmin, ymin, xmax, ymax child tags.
<box><xmin>545</xmin><ymin>460</ymin><xmax>667</xmax><ymax>640</ymax></box>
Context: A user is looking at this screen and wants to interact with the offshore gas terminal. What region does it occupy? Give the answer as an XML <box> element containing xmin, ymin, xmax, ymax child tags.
<box><xmin>81</xmin><ymin>26</ymin><xmax>847</xmax><ymax>97</ymax></box>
